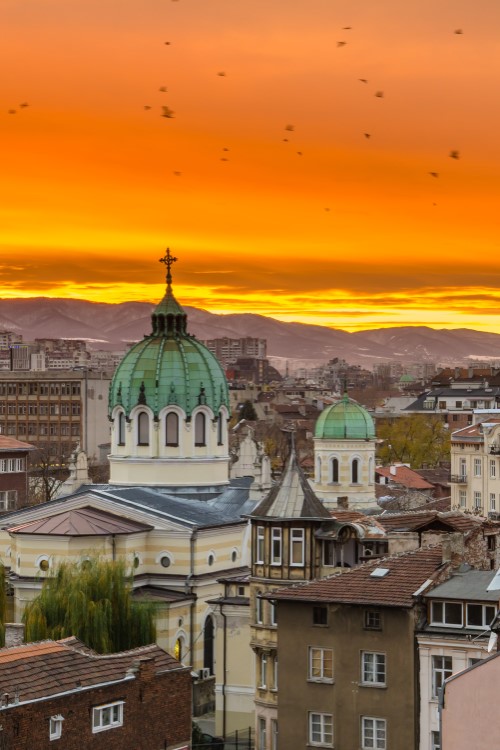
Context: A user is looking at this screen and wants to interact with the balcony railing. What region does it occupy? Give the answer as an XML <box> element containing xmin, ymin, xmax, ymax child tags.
<box><xmin>490</xmin><ymin>446</ymin><xmax>500</xmax><ymax>455</ymax></box>
<box><xmin>450</xmin><ymin>474</ymin><xmax>467</xmax><ymax>483</ymax></box>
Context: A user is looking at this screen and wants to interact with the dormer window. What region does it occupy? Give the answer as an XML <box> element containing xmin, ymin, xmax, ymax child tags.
<box><xmin>430</xmin><ymin>601</ymin><xmax>462</xmax><ymax>626</ymax></box>
<box><xmin>466</xmin><ymin>603</ymin><xmax>496</xmax><ymax>629</ymax></box>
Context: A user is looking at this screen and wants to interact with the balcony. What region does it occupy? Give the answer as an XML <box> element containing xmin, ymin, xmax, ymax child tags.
<box><xmin>490</xmin><ymin>446</ymin><xmax>500</xmax><ymax>455</ymax></box>
<box><xmin>450</xmin><ymin>474</ymin><xmax>467</xmax><ymax>483</ymax></box>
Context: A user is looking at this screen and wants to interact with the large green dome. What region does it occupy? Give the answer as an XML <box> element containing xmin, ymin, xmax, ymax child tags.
<box><xmin>109</xmin><ymin>250</ymin><xmax>229</xmax><ymax>418</ymax></box>
<box><xmin>314</xmin><ymin>394</ymin><xmax>375</xmax><ymax>440</ymax></box>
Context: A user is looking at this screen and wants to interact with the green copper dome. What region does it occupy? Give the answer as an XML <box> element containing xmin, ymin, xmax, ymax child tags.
<box><xmin>109</xmin><ymin>250</ymin><xmax>229</xmax><ymax>418</ymax></box>
<box><xmin>314</xmin><ymin>394</ymin><xmax>375</xmax><ymax>440</ymax></box>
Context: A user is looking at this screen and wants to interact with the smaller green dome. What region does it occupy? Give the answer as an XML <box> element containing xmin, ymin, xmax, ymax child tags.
<box><xmin>315</xmin><ymin>394</ymin><xmax>375</xmax><ymax>440</ymax></box>
<box><xmin>399</xmin><ymin>373</ymin><xmax>414</xmax><ymax>383</ymax></box>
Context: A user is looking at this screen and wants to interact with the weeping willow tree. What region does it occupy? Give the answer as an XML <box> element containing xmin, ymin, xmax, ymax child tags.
<box><xmin>22</xmin><ymin>558</ymin><xmax>156</xmax><ymax>653</ymax></box>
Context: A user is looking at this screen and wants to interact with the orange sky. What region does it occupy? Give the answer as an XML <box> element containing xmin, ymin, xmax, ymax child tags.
<box><xmin>2</xmin><ymin>0</ymin><xmax>500</xmax><ymax>333</ymax></box>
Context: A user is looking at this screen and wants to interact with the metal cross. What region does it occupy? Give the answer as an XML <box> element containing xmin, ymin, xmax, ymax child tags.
<box><xmin>159</xmin><ymin>248</ymin><xmax>178</xmax><ymax>285</ymax></box>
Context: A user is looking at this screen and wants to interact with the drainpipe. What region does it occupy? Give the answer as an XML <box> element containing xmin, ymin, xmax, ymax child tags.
<box><xmin>220</xmin><ymin>596</ymin><xmax>228</xmax><ymax>739</ymax></box>
<box><xmin>188</xmin><ymin>530</ymin><xmax>198</xmax><ymax>667</ymax></box>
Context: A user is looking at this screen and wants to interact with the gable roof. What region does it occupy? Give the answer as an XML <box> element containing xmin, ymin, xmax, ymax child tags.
<box><xmin>0</xmin><ymin>436</ymin><xmax>36</xmax><ymax>453</ymax></box>
<box><xmin>376</xmin><ymin>465</ymin><xmax>434</xmax><ymax>490</ymax></box>
<box><xmin>377</xmin><ymin>510</ymin><xmax>482</xmax><ymax>534</ymax></box>
<box><xmin>0</xmin><ymin>638</ymin><xmax>184</xmax><ymax>705</ymax></box>
<box><xmin>268</xmin><ymin>546</ymin><xmax>446</xmax><ymax>608</ymax></box>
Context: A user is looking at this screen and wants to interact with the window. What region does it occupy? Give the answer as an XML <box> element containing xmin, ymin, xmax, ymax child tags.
<box><xmin>459</xmin><ymin>490</ymin><xmax>467</xmax><ymax>508</ymax></box>
<box><xmin>260</xmin><ymin>652</ymin><xmax>268</xmax><ymax>688</ymax></box>
<box><xmin>92</xmin><ymin>701</ymin><xmax>124</xmax><ymax>733</ymax></box>
<box><xmin>431</xmin><ymin>730</ymin><xmax>441</xmax><ymax>750</ymax></box>
<box><xmin>137</xmin><ymin>411</ymin><xmax>149</xmax><ymax>445</ymax></box>
<box><xmin>474</xmin><ymin>458</ymin><xmax>482</xmax><ymax>477</ymax></box>
<box><xmin>364</xmin><ymin>610</ymin><xmax>382</xmax><ymax>630</ymax></box>
<box><xmin>271</xmin><ymin>719</ymin><xmax>278</xmax><ymax>750</ymax></box>
<box><xmin>438</xmin><ymin>400</ymin><xmax>446</xmax><ymax>409</ymax></box>
<box><xmin>361</xmin><ymin>717</ymin><xmax>386</xmax><ymax>750</ymax></box>
<box><xmin>118</xmin><ymin>412</ymin><xmax>126</xmax><ymax>445</ymax></box>
<box><xmin>258</xmin><ymin>718</ymin><xmax>266</xmax><ymax>750</ymax></box>
<box><xmin>455</xmin><ymin>401</ymin><xmax>462</xmax><ymax>408</ymax></box>
<box><xmin>256</xmin><ymin>592</ymin><xmax>263</xmax><ymax>624</ymax></box>
<box><xmin>217</xmin><ymin>412</ymin><xmax>224</xmax><ymax>445</ymax></box>
<box><xmin>352</xmin><ymin>458</ymin><xmax>359</xmax><ymax>484</ymax></box>
<box><xmin>309</xmin><ymin>712</ymin><xmax>333</xmax><ymax>747</ymax></box>
<box><xmin>194</xmin><ymin>412</ymin><xmax>206</xmax><ymax>446</ymax></box>
<box><xmin>330</xmin><ymin>457</ymin><xmax>339</xmax><ymax>484</ymax></box>
<box><xmin>50</xmin><ymin>715</ymin><xmax>64</xmax><ymax>740</ymax></box>
<box><xmin>165</xmin><ymin>412</ymin><xmax>179</xmax><ymax>446</ymax></box>
<box><xmin>466</xmin><ymin>603</ymin><xmax>496</xmax><ymax>629</ymax></box>
<box><xmin>273</xmin><ymin>657</ymin><xmax>278</xmax><ymax>690</ymax></box>
<box><xmin>430</xmin><ymin>601</ymin><xmax>463</xmax><ymax>627</ymax></box>
<box><xmin>290</xmin><ymin>528</ymin><xmax>305</xmax><ymax>566</ymax></box>
<box><xmin>0</xmin><ymin>491</ymin><xmax>17</xmax><ymax>510</ymax></box>
<box><xmin>490</xmin><ymin>493</ymin><xmax>496</xmax><ymax>511</ymax></box>
<box><xmin>270</xmin><ymin>600</ymin><xmax>277</xmax><ymax>626</ymax></box>
<box><xmin>313</xmin><ymin>606</ymin><xmax>328</xmax><ymax>626</ymax></box>
<box><xmin>361</xmin><ymin>652</ymin><xmax>386</xmax><ymax>686</ymax></box>
<box><xmin>432</xmin><ymin>656</ymin><xmax>452</xmax><ymax>698</ymax></box>
<box><xmin>271</xmin><ymin>528</ymin><xmax>282</xmax><ymax>565</ymax></box>
<box><xmin>474</xmin><ymin>491</ymin><xmax>482</xmax><ymax>509</ymax></box>
<box><xmin>256</xmin><ymin>526</ymin><xmax>265</xmax><ymax>564</ymax></box>
<box><xmin>323</xmin><ymin>540</ymin><xmax>335</xmax><ymax>566</ymax></box>
<box><xmin>491</xmin><ymin>460</ymin><xmax>496</xmax><ymax>479</ymax></box>
<box><xmin>309</xmin><ymin>647</ymin><xmax>333</xmax><ymax>681</ymax></box>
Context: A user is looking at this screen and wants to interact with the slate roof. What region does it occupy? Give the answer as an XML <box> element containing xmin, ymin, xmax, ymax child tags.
<box><xmin>7</xmin><ymin>506</ymin><xmax>153</xmax><ymax>536</ymax></box>
<box><xmin>425</xmin><ymin>568</ymin><xmax>500</xmax><ymax>602</ymax></box>
<box><xmin>268</xmin><ymin>546</ymin><xmax>446</xmax><ymax>608</ymax></box>
<box><xmin>377</xmin><ymin>510</ymin><xmax>482</xmax><ymax>533</ymax></box>
<box><xmin>376</xmin><ymin>466</ymin><xmax>434</xmax><ymax>490</ymax></box>
<box><xmin>249</xmin><ymin>448</ymin><xmax>330</xmax><ymax>520</ymax></box>
<box><xmin>0</xmin><ymin>638</ymin><xmax>184</xmax><ymax>704</ymax></box>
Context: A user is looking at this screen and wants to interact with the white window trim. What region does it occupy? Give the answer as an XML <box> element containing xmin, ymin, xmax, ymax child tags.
<box><xmin>256</xmin><ymin>526</ymin><xmax>265</xmax><ymax>564</ymax></box>
<box><xmin>361</xmin><ymin>716</ymin><xmax>386</xmax><ymax>750</ymax></box>
<box><xmin>308</xmin><ymin>711</ymin><xmax>333</xmax><ymax>747</ymax></box>
<box><xmin>431</xmin><ymin>656</ymin><xmax>452</xmax><ymax>700</ymax></box>
<box><xmin>290</xmin><ymin>527</ymin><xmax>305</xmax><ymax>567</ymax></box>
<box><xmin>50</xmin><ymin>715</ymin><xmax>64</xmax><ymax>740</ymax></box>
<box><xmin>92</xmin><ymin>701</ymin><xmax>124</xmax><ymax>733</ymax></box>
<box><xmin>361</xmin><ymin>651</ymin><xmax>386</xmax><ymax>687</ymax></box>
<box><xmin>430</xmin><ymin>600</ymin><xmax>463</xmax><ymax>628</ymax></box>
<box><xmin>308</xmin><ymin>646</ymin><xmax>333</xmax><ymax>683</ymax></box>
<box><xmin>271</xmin><ymin>528</ymin><xmax>282</xmax><ymax>566</ymax></box>
<box><xmin>465</xmin><ymin>602</ymin><xmax>497</xmax><ymax>629</ymax></box>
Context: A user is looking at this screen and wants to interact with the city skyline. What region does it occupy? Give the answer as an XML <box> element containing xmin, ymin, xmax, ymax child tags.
<box><xmin>2</xmin><ymin>0</ymin><xmax>500</xmax><ymax>333</ymax></box>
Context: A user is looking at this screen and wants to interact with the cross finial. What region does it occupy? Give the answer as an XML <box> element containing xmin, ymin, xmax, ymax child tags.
<box><xmin>159</xmin><ymin>248</ymin><xmax>178</xmax><ymax>286</ymax></box>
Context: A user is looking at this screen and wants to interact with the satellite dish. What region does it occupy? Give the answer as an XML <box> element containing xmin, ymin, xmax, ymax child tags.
<box><xmin>487</xmin><ymin>631</ymin><xmax>498</xmax><ymax>653</ymax></box>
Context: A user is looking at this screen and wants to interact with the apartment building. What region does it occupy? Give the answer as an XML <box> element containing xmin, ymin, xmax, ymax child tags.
<box><xmin>0</xmin><ymin>370</ymin><xmax>112</xmax><ymax>463</ymax></box>
<box><xmin>450</xmin><ymin>415</ymin><xmax>500</xmax><ymax>516</ymax></box>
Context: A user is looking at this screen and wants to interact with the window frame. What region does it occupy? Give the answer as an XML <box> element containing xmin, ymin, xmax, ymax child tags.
<box><xmin>361</xmin><ymin>651</ymin><xmax>386</xmax><ymax>687</ymax></box>
<box><xmin>308</xmin><ymin>712</ymin><xmax>333</xmax><ymax>747</ymax></box>
<box><xmin>259</xmin><ymin>652</ymin><xmax>268</xmax><ymax>689</ymax></box>
<box><xmin>308</xmin><ymin>646</ymin><xmax>333</xmax><ymax>682</ymax></box>
<box><xmin>165</xmin><ymin>411</ymin><xmax>179</xmax><ymax>447</ymax></box>
<box><xmin>256</xmin><ymin>526</ymin><xmax>265</xmax><ymax>564</ymax></box>
<box><xmin>271</xmin><ymin>527</ymin><xmax>282</xmax><ymax>565</ymax></box>
<box><xmin>137</xmin><ymin>411</ymin><xmax>150</xmax><ymax>446</ymax></box>
<box><xmin>194</xmin><ymin>411</ymin><xmax>206</xmax><ymax>447</ymax></box>
<box><xmin>430</xmin><ymin>600</ymin><xmax>463</xmax><ymax>628</ymax></box>
<box><xmin>290</xmin><ymin>527</ymin><xmax>305</xmax><ymax>566</ymax></box>
<box><xmin>465</xmin><ymin>602</ymin><xmax>496</xmax><ymax>629</ymax></box>
<box><xmin>49</xmin><ymin>715</ymin><xmax>64</xmax><ymax>741</ymax></box>
<box><xmin>364</xmin><ymin>610</ymin><xmax>382</xmax><ymax>630</ymax></box>
<box><xmin>312</xmin><ymin>605</ymin><xmax>328</xmax><ymax>626</ymax></box>
<box><xmin>92</xmin><ymin>701</ymin><xmax>124</xmax><ymax>733</ymax></box>
<box><xmin>431</xmin><ymin>655</ymin><xmax>452</xmax><ymax>699</ymax></box>
<box><xmin>361</xmin><ymin>716</ymin><xmax>387</xmax><ymax>750</ymax></box>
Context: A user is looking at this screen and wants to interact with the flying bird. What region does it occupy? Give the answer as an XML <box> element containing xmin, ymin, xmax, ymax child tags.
<box><xmin>8</xmin><ymin>109</ymin><xmax>16</xmax><ymax>114</ymax></box>
<box><xmin>220</xmin><ymin>157</ymin><xmax>229</xmax><ymax>162</ymax></box>
<box><xmin>284</xmin><ymin>124</ymin><xmax>295</xmax><ymax>132</ymax></box>
<box><xmin>19</xmin><ymin>102</ymin><xmax>29</xmax><ymax>108</ymax></box>
<box><xmin>364</xmin><ymin>133</ymin><xmax>371</xmax><ymax>139</ymax></box>
<box><xmin>325</xmin><ymin>208</ymin><xmax>331</xmax><ymax>212</ymax></box>
<box><xmin>144</xmin><ymin>105</ymin><xmax>152</xmax><ymax>110</ymax></box>
<box><xmin>454</xmin><ymin>29</ymin><xmax>463</xmax><ymax>34</ymax></box>
<box><xmin>337</xmin><ymin>41</ymin><xmax>347</xmax><ymax>47</ymax></box>
<box><xmin>359</xmin><ymin>78</ymin><xmax>368</xmax><ymax>83</ymax></box>
<box><xmin>222</xmin><ymin>147</ymin><xmax>229</xmax><ymax>152</ymax></box>
<box><xmin>375</xmin><ymin>91</ymin><xmax>384</xmax><ymax>98</ymax></box>
<box><xmin>297</xmin><ymin>151</ymin><xmax>303</xmax><ymax>156</ymax></box>
<box><xmin>173</xmin><ymin>171</ymin><xmax>181</xmax><ymax>176</ymax></box>
<box><xmin>449</xmin><ymin>150</ymin><xmax>460</xmax><ymax>159</ymax></box>
<box><xmin>217</xmin><ymin>71</ymin><xmax>226</xmax><ymax>77</ymax></box>
<box><xmin>342</xmin><ymin>26</ymin><xmax>352</xmax><ymax>30</ymax></box>
<box><xmin>283</xmin><ymin>138</ymin><xmax>289</xmax><ymax>142</ymax></box>
<box><xmin>161</xmin><ymin>106</ymin><xmax>175</xmax><ymax>118</ymax></box>
<box><xmin>159</xmin><ymin>86</ymin><xmax>168</xmax><ymax>93</ymax></box>
<box><xmin>164</xmin><ymin>41</ymin><xmax>171</xmax><ymax>45</ymax></box>
<box><xmin>429</xmin><ymin>172</ymin><xmax>439</xmax><ymax>178</ymax></box>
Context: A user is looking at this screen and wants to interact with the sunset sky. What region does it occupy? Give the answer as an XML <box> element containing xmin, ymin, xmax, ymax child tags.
<box><xmin>2</xmin><ymin>0</ymin><xmax>500</xmax><ymax>332</ymax></box>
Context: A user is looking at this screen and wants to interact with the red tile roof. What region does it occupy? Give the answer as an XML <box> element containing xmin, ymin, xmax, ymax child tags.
<box><xmin>0</xmin><ymin>436</ymin><xmax>36</xmax><ymax>453</ymax></box>
<box><xmin>376</xmin><ymin>466</ymin><xmax>434</xmax><ymax>490</ymax></box>
<box><xmin>377</xmin><ymin>510</ymin><xmax>481</xmax><ymax>533</ymax></box>
<box><xmin>269</xmin><ymin>546</ymin><xmax>445</xmax><ymax>608</ymax></box>
<box><xmin>0</xmin><ymin>639</ymin><xmax>183</xmax><ymax>703</ymax></box>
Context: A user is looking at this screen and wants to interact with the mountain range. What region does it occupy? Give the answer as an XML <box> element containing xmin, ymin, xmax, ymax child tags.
<box><xmin>1</xmin><ymin>297</ymin><xmax>500</xmax><ymax>367</ymax></box>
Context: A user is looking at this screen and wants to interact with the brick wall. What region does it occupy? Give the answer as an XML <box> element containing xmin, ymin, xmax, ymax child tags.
<box><xmin>0</xmin><ymin>659</ymin><xmax>192</xmax><ymax>749</ymax></box>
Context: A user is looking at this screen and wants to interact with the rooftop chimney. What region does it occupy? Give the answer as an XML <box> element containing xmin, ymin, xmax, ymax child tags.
<box><xmin>337</xmin><ymin>496</ymin><xmax>349</xmax><ymax>510</ymax></box>
<box><xmin>5</xmin><ymin>623</ymin><xmax>24</xmax><ymax>649</ymax></box>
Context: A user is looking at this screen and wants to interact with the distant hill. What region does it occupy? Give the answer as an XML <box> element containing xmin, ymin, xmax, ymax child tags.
<box><xmin>1</xmin><ymin>297</ymin><xmax>500</xmax><ymax>366</ymax></box>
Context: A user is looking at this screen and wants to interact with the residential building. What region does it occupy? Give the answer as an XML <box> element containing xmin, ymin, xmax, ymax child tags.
<box><xmin>450</xmin><ymin>416</ymin><xmax>500</xmax><ymax>515</ymax></box>
<box><xmin>375</xmin><ymin>464</ymin><xmax>435</xmax><ymax>496</ymax></box>
<box><xmin>417</xmin><ymin>566</ymin><xmax>499</xmax><ymax>750</ymax></box>
<box><xmin>440</xmin><ymin>648</ymin><xmax>500</xmax><ymax>750</ymax></box>
<box><xmin>0</xmin><ymin>633</ymin><xmax>191</xmax><ymax>749</ymax></box>
<box><xmin>0</xmin><ymin>436</ymin><xmax>35</xmax><ymax>511</ymax></box>
<box><xmin>269</xmin><ymin>546</ymin><xmax>449</xmax><ymax>750</ymax></box>
<box><xmin>405</xmin><ymin>377</ymin><xmax>500</xmax><ymax>430</ymax></box>
<box><xmin>201</xmin><ymin>337</ymin><xmax>267</xmax><ymax>367</ymax></box>
<box><xmin>0</xmin><ymin>370</ymin><xmax>112</xmax><ymax>463</ymax></box>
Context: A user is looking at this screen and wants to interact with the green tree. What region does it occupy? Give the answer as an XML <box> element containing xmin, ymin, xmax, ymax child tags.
<box><xmin>22</xmin><ymin>558</ymin><xmax>156</xmax><ymax>653</ymax></box>
<box><xmin>377</xmin><ymin>414</ymin><xmax>450</xmax><ymax>469</ymax></box>
<box><xmin>238</xmin><ymin>400</ymin><xmax>257</xmax><ymax>421</ymax></box>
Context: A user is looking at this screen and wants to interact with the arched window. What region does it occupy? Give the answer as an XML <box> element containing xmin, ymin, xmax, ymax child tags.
<box><xmin>137</xmin><ymin>411</ymin><xmax>149</xmax><ymax>445</ymax></box>
<box><xmin>352</xmin><ymin>458</ymin><xmax>359</xmax><ymax>484</ymax></box>
<box><xmin>174</xmin><ymin>636</ymin><xmax>184</xmax><ymax>662</ymax></box>
<box><xmin>203</xmin><ymin>616</ymin><xmax>215</xmax><ymax>675</ymax></box>
<box><xmin>330</xmin><ymin>458</ymin><xmax>339</xmax><ymax>484</ymax></box>
<box><xmin>118</xmin><ymin>412</ymin><xmax>125</xmax><ymax>446</ymax></box>
<box><xmin>217</xmin><ymin>412</ymin><xmax>224</xmax><ymax>445</ymax></box>
<box><xmin>166</xmin><ymin>412</ymin><xmax>179</xmax><ymax>446</ymax></box>
<box><xmin>195</xmin><ymin>412</ymin><xmax>206</xmax><ymax>446</ymax></box>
